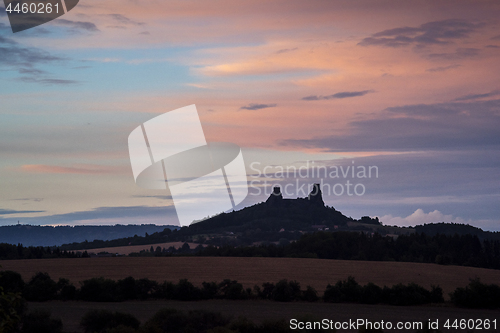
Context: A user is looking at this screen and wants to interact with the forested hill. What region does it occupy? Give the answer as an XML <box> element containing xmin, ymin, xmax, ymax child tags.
<box><xmin>0</xmin><ymin>224</ymin><xmax>177</xmax><ymax>247</ymax></box>
<box><xmin>415</xmin><ymin>223</ymin><xmax>500</xmax><ymax>241</ymax></box>
<box><xmin>188</xmin><ymin>184</ymin><xmax>378</xmax><ymax>234</ymax></box>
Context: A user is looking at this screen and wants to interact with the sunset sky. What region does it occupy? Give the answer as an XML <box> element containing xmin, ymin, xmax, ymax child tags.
<box><xmin>1</xmin><ymin>0</ymin><xmax>499</xmax><ymax>230</ymax></box>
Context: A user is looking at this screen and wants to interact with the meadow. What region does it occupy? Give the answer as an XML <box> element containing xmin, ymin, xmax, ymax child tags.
<box><xmin>2</xmin><ymin>256</ymin><xmax>500</xmax><ymax>297</ymax></box>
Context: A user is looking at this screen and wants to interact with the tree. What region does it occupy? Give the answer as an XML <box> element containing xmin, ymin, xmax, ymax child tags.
<box><xmin>23</xmin><ymin>272</ymin><xmax>58</xmax><ymax>302</ymax></box>
<box><xmin>0</xmin><ymin>267</ymin><xmax>25</xmax><ymax>333</ymax></box>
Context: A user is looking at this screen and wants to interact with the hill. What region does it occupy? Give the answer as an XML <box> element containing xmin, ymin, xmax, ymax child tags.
<box><xmin>0</xmin><ymin>224</ymin><xmax>178</xmax><ymax>247</ymax></box>
<box><xmin>415</xmin><ymin>222</ymin><xmax>500</xmax><ymax>241</ymax></box>
<box><xmin>55</xmin><ymin>183</ymin><xmax>499</xmax><ymax>252</ymax></box>
<box><xmin>4</xmin><ymin>183</ymin><xmax>498</xmax><ymax>252</ymax></box>
<box><xmin>187</xmin><ymin>184</ymin><xmax>371</xmax><ymax>234</ymax></box>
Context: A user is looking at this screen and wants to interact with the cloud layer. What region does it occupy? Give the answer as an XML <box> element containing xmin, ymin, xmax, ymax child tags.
<box><xmin>302</xmin><ymin>90</ymin><xmax>373</xmax><ymax>101</ymax></box>
<box><xmin>240</xmin><ymin>103</ymin><xmax>277</xmax><ymax>110</ymax></box>
<box><xmin>359</xmin><ymin>19</ymin><xmax>481</xmax><ymax>48</ymax></box>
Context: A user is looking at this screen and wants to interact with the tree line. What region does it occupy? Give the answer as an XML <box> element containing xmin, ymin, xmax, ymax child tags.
<box><xmin>2</xmin><ymin>269</ymin><xmax>500</xmax><ymax>333</ymax></box>
<box><xmin>193</xmin><ymin>231</ymin><xmax>500</xmax><ymax>269</ymax></box>
<box><xmin>3</xmin><ymin>231</ymin><xmax>500</xmax><ymax>271</ymax></box>
<box><xmin>2</xmin><ymin>269</ymin><xmax>500</xmax><ymax>309</ymax></box>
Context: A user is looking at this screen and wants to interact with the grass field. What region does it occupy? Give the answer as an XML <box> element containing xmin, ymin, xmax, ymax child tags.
<box><xmin>2</xmin><ymin>257</ymin><xmax>500</xmax><ymax>298</ymax></box>
<box><xmin>29</xmin><ymin>299</ymin><xmax>499</xmax><ymax>333</ymax></box>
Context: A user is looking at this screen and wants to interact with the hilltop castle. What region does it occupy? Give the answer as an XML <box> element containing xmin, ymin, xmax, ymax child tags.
<box><xmin>266</xmin><ymin>183</ymin><xmax>325</xmax><ymax>207</ymax></box>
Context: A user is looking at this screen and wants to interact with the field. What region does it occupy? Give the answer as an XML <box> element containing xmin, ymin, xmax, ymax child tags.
<box><xmin>29</xmin><ymin>299</ymin><xmax>499</xmax><ymax>333</ymax></box>
<box><xmin>82</xmin><ymin>241</ymin><xmax>205</xmax><ymax>255</ymax></box>
<box><xmin>3</xmin><ymin>257</ymin><xmax>500</xmax><ymax>332</ymax></box>
<box><xmin>2</xmin><ymin>257</ymin><xmax>500</xmax><ymax>297</ymax></box>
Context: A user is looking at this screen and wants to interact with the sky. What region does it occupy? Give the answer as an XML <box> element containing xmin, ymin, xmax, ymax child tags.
<box><xmin>1</xmin><ymin>0</ymin><xmax>499</xmax><ymax>230</ymax></box>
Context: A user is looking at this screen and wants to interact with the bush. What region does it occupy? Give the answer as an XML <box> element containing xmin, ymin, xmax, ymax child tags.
<box><xmin>201</xmin><ymin>281</ymin><xmax>219</xmax><ymax>300</ymax></box>
<box><xmin>429</xmin><ymin>285</ymin><xmax>444</xmax><ymax>303</ymax></box>
<box><xmin>259</xmin><ymin>282</ymin><xmax>275</xmax><ymax>299</ymax></box>
<box><xmin>302</xmin><ymin>285</ymin><xmax>319</xmax><ymax>302</ymax></box>
<box><xmin>79</xmin><ymin>277</ymin><xmax>118</xmax><ymax>302</ymax></box>
<box><xmin>219</xmin><ymin>279</ymin><xmax>248</xmax><ymax>300</ymax></box>
<box><xmin>117</xmin><ymin>276</ymin><xmax>138</xmax><ymax>300</ymax></box>
<box><xmin>80</xmin><ymin>309</ymin><xmax>140</xmax><ymax>333</ymax></box>
<box><xmin>450</xmin><ymin>278</ymin><xmax>500</xmax><ymax>308</ymax></box>
<box><xmin>174</xmin><ymin>279</ymin><xmax>202</xmax><ymax>301</ymax></box>
<box><xmin>360</xmin><ymin>282</ymin><xmax>382</xmax><ymax>304</ymax></box>
<box><xmin>156</xmin><ymin>281</ymin><xmax>176</xmax><ymax>299</ymax></box>
<box><xmin>136</xmin><ymin>278</ymin><xmax>158</xmax><ymax>299</ymax></box>
<box><xmin>323</xmin><ymin>276</ymin><xmax>361</xmax><ymax>303</ymax></box>
<box><xmin>0</xmin><ymin>286</ymin><xmax>26</xmax><ymax>333</ymax></box>
<box><xmin>382</xmin><ymin>283</ymin><xmax>431</xmax><ymax>306</ymax></box>
<box><xmin>21</xmin><ymin>310</ymin><xmax>63</xmax><ymax>333</ymax></box>
<box><xmin>23</xmin><ymin>272</ymin><xmax>58</xmax><ymax>302</ymax></box>
<box><xmin>272</xmin><ymin>279</ymin><xmax>301</xmax><ymax>302</ymax></box>
<box><xmin>0</xmin><ymin>270</ymin><xmax>25</xmax><ymax>294</ymax></box>
<box><xmin>57</xmin><ymin>278</ymin><xmax>76</xmax><ymax>301</ymax></box>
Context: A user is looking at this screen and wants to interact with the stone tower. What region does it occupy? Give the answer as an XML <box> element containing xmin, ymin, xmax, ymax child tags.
<box><xmin>308</xmin><ymin>183</ymin><xmax>324</xmax><ymax>206</ymax></box>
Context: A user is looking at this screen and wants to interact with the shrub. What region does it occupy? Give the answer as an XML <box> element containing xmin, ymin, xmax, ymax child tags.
<box><xmin>272</xmin><ymin>279</ymin><xmax>301</xmax><ymax>302</ymax></box>
<box><xmin>136</xmin><ymin>278</ymin><xmax>158</xmax><ymax>299</ymax></box>
<box><xmin>79</xmin><ymin>277</ymin><xmax>119</xmax><ymax>302</ymax></box>
<box><xmin>21</xmin><ymin>310</ymin><xmax>63</xmax><ymax>333</ymax></box>
<box><xmin>57</xmin><ymin>278</ymin><xmax>76</xmax><ymax>301</ymax></box>
<box><xmin>382</xmin><ymin>283</ymin><xmax>430</xmax><ymax>306</ymax></box>
<box><xmin>80</xmin><ymin>309</ymin><xmax>140</xmax><ymax>333</ymax></box>
<box><xmin>117</xmin><ymin>276</ymin><xmax>138</xmax><ymax>300</ymax></box>
<box><xmin>174</xmin><ymin>279</ymin><xmax>202</xmax><ymax>301</ymax></box>
<box><xmin>429</xmin><ymin>285</ymin><xmax>444</xmax><ymax>303</ymax></box>
<box><xmin>360</xmin><ymin>282</ymin><xmax>382</xmax><ymax>304</ymax></box>
<box><xmin>259</xmin><ymin>282</ymin><xmax>275</xmax><ymax>299</ymax></box>
<box><xmin>155</xmin><ymin>281</ymin><xmax>175</xmax><ymax>299</ymax></box>
<box><xmin>323</xmin><ymin>283</ymin><xmax>341</xmax><ymax>303</ymax></box>
<box><xmin>302</xmin><ymin>285</ymin><xmax>319</xmax><ymax>302</ymax></box>
<box><xmin>0</xmin><ymin>270</ymin><xmax>25</xmax><ymax>294</ymax></box>
<box><xmin>219</xmin><ymin>279</ymin><xmax>247</xmax><ymax>300</ymax></box>
<box><xmin>323</xmin><ymin>276</ymin><xmax>361</xmax><ymax>303</ymax></box>
<box><xmin>23</xmin><ymin>272</ymin><xmax>58</xmax><ymax>302</ymax></box>
<box><xmin>0</xmin><ymin>286</ymin><xmax>26</xmax><ymax>333</ymax></box>
<box><xmin>450</xmin><ymin>278</ymin><xmax>500</xmax><ymax>308</ymax></box>
<box><xmin>114</xmin><ymin>276</ymin><xmax>158</xmax><ymax>300</ymax></box>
